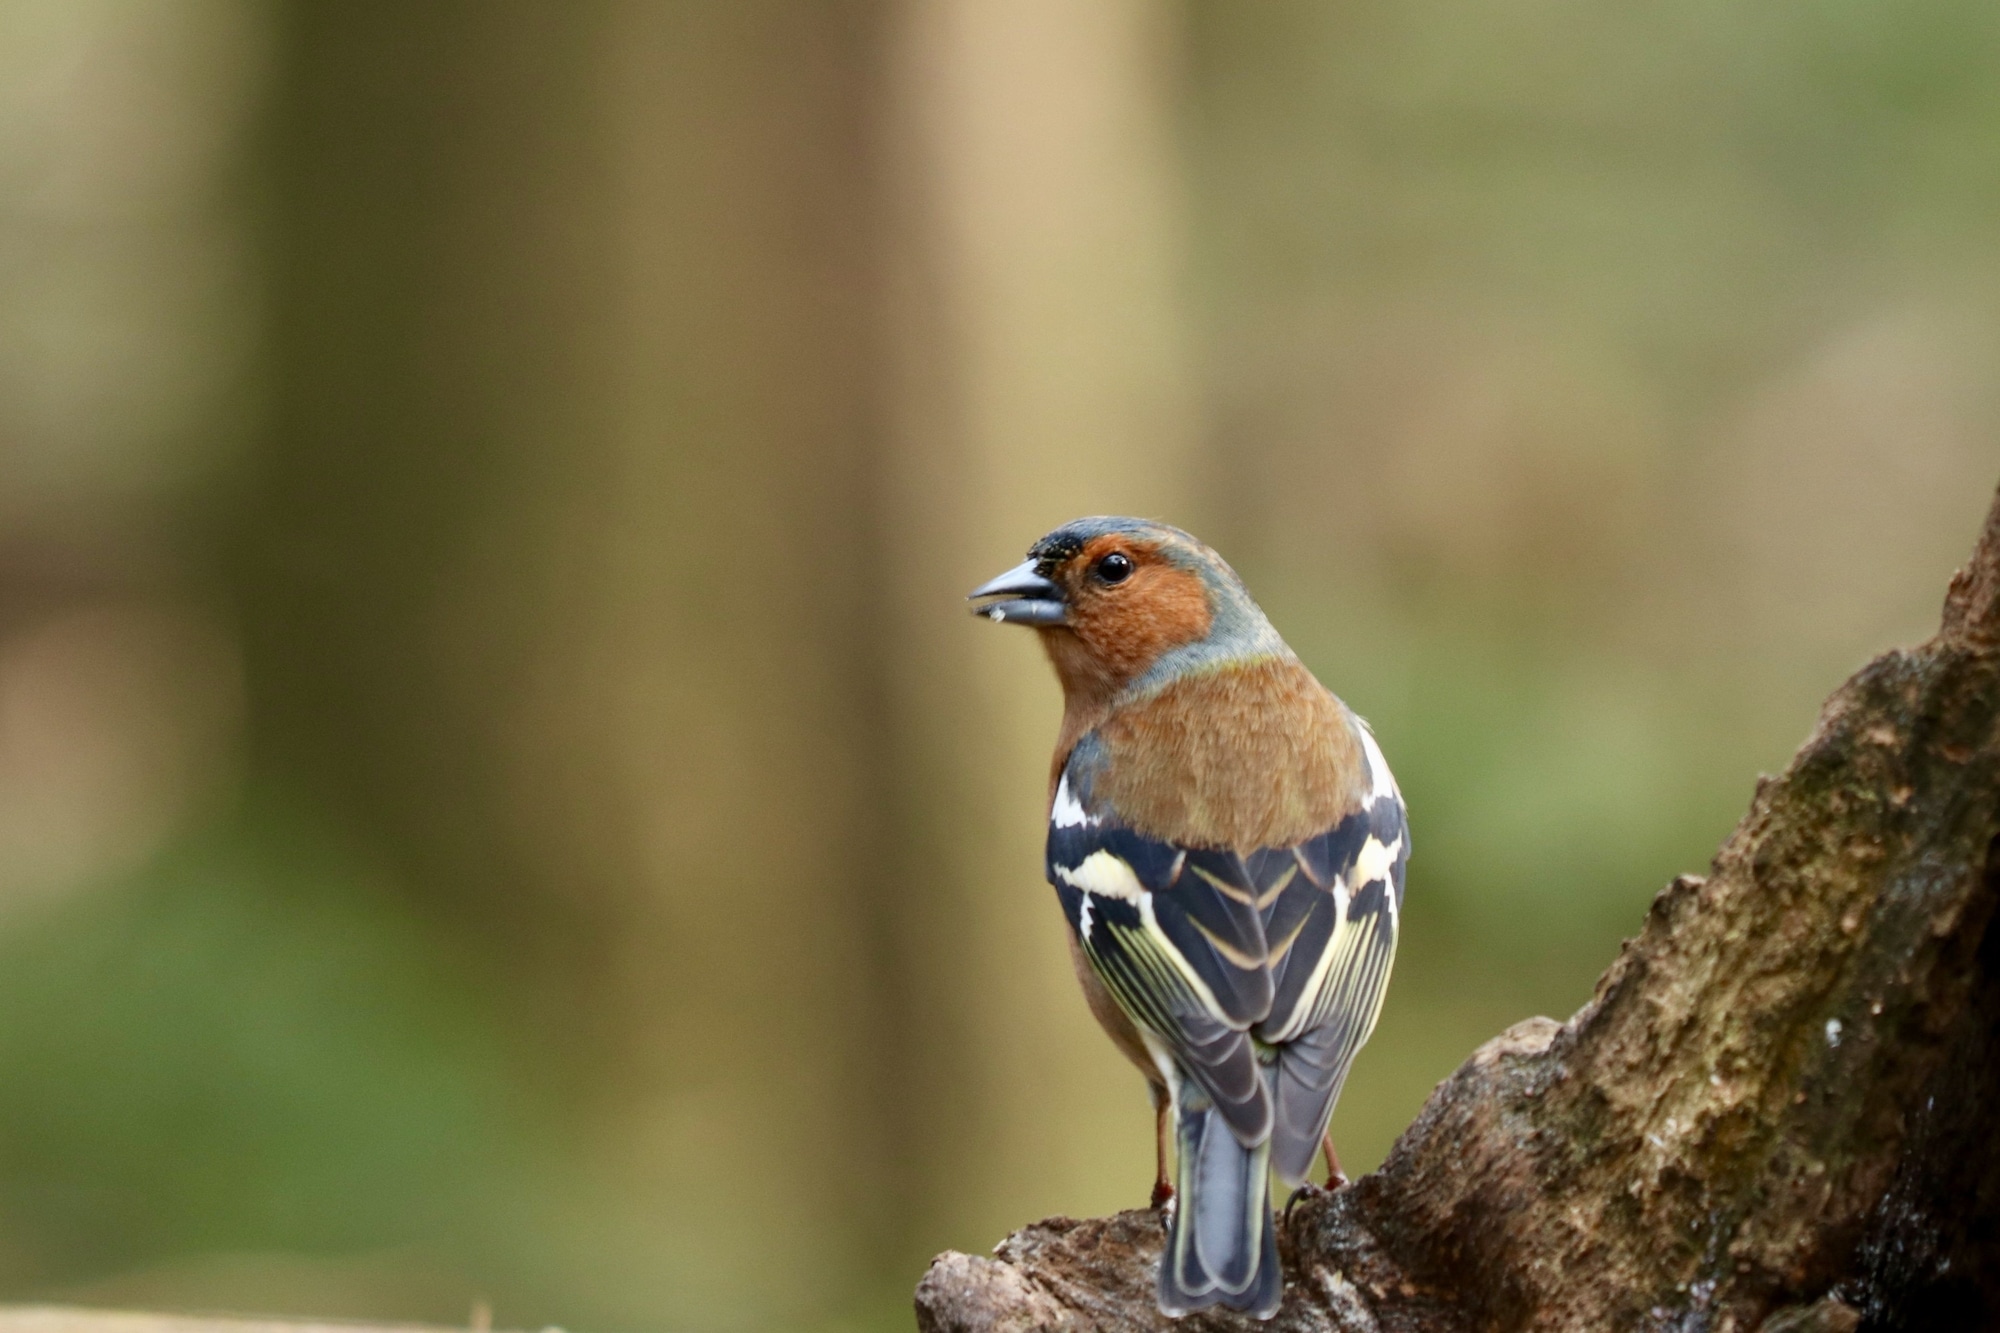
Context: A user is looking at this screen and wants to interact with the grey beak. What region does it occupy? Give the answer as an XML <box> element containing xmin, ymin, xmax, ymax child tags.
<box><xmin>968</xmin><ymin>558</ymin><xmax>1067</xmax><ymax>626</ymax></box>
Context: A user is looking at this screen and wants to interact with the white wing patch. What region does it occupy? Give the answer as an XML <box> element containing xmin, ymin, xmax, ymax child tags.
<box><xmin>1353</xmin><ymin>833</ymin><xmax>1403</xmax><ymax>891</ymax></box>
<box><xmin>1053</xmin><ymin>849</ymin><xmax>1146</xmax><ymax>902</ymax></box>
<box><xmin>1356</xmin><ymin>721</ymin><xmax>1400</xmax><ymax>805</ymax></box>
<box><xmin>1052</xmin><ymin>774</ymin><xmax>1099</xmax><ymax>828</ymax></box>
<box><xmin>1077</xmin><ymin>892</ymin><xmax>1095</xmax><ymax>942</ymax></box>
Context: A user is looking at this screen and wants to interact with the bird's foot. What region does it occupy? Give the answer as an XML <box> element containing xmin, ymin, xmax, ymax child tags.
<box><xmin>1282</xmin><ymin>1180</ymin><xmax>1326</xmax><ymax>1222</ymax></box>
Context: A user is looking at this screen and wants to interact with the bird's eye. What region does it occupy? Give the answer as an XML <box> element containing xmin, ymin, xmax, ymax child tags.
<box><xmin>1094</xmin><ymin>552</ymin><xmax>1134</xmax><ymax>585</ymax></box>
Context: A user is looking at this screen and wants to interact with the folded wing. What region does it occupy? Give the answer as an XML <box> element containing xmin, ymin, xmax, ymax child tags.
<box><xmin>1255</xmin><ymin>731</ymin><xmax>1407</xmax><ymax>1186</ymax></box>
<box><xmin>1048</xmin><ymin>778</ymin><xmax>1274</xmax><ymax>1144</ymax></box>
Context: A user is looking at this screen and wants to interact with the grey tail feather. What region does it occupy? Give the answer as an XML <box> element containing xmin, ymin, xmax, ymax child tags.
<box><xmin>1158</xmin><ymin>1095</ymin><xmax>1282</xmax><ymax>1320</ymax></box>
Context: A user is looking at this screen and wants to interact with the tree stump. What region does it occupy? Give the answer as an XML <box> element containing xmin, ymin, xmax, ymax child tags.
<box><xmin>917</xmin><ymin>485</ymin><xmax>2000</xmax><ymax>1333</ymax></box>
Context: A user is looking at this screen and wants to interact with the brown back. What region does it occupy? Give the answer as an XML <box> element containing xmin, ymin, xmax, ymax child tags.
<box><xmin>1085</xmin><ymin>656</ymin><xmax>1366</xmax><ymax>850</ymax></box>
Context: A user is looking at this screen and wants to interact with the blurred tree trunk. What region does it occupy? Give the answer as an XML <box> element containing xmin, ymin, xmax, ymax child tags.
<box><xmin>238</xmin><ymin>2</ymin><xmax>904</xmax><ymax>1323</ymax></box>
<box><xmin>917</xmin><ymin>487</ymin><xmax>2000</xmax><ymax>1332</ymax></box>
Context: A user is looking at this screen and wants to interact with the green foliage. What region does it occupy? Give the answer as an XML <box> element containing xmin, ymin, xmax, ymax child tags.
<box><xmin>0</xmin><ymin>808</ymin><xmax>514</xmax><ymax>1289</ymax></box>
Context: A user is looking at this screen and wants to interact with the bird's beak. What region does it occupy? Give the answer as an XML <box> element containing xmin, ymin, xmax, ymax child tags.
<box><xmin>968</xmin><ymin>559</ymin><xmax>1066</xmax><ymax>626</ymax></box>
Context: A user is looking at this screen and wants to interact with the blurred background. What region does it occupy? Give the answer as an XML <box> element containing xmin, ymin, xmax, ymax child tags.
<box><xmin>0</xmin><ymin>0</ymin><xmax>1993</xmax><ymax>1329</ymax></box>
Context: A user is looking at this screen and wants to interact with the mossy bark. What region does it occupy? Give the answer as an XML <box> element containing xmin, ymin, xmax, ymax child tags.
<box><xmin>917</xmin><ymin>484</ymin><xmax>2000</xmax><ymax>1333</ymax></box>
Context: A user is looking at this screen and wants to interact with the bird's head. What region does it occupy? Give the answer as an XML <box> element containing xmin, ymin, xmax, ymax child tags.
<box><xmin>969</xmin><ymin>516</ymin><xmax>1284</xmax><ymax>703</ymax></box>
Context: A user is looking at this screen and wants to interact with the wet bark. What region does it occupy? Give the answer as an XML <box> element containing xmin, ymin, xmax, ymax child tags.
<box><xmin>917</xmin><ymin>483</ymin><xmax>2000</xmax><ymax>1333</ymax></box>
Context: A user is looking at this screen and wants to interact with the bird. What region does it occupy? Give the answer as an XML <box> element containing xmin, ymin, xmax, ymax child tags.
<box><xmin>968</xmin><ymin>517</ymin><xmax>1407</xmax><ymax>1321</ymax></box>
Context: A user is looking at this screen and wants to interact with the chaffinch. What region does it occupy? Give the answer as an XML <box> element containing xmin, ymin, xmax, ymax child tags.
<box><xmin>970</xmin><ymin>517</ymin><xmax>1408</xmax><ymax>1321</ymax></box>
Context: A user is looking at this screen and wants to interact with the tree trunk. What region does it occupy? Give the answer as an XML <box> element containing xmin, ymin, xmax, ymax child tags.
<box><xmin>916</xmin><ymin>482</ymin><xmax>2000</xmax><ymax>1333</ymax></box>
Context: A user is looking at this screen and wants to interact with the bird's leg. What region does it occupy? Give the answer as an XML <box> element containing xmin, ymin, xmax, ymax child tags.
<box><xmin>1150</xmin><ymin>1085</ymin><xmax>1174</xmax><ymax>1209</ymax></box>
<box><xmin>1281</xmin><ymin>1133</ymin><xmax>1346</xmax><ymax>1222</ymax></box>
<box><xmin>1322</xmin><ymin>1131</ymin><xmax>1349</xmax><ymax>1189</ymax></box>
